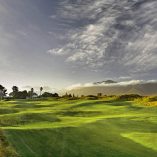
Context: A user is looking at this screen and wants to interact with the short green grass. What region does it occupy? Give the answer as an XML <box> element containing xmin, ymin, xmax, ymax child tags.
<box><xmin>0</xmin><ymin>98</ymin><xmax>157</xmax><ymax>157</ymax></box>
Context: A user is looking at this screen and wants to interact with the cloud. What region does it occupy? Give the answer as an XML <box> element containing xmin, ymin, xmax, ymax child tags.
<box><xmin>50</xmin><ymin>15</ymin><xmax>57</xmax><ymax>19</ymax></box>
<box><xmin>66</xmin><ymin>80</ymin><xmax>157</xmax><ymax>90</ymax></box>
<box><xmin>47</xmin><ymin>0</ymin><xmax>157</xmax><ymax>78</ymax></box>
<box><xmin>47</xmin><ymin>48</ymin><xmax>65</xmax><ymax>56</ymax></box>
<box><xmin>66</xmin><ymin>82</ymin><xmax>94</xmax><ymax>90</ymax></box>
<box><xmin>118</xmin><ymin>76</ymin><xmax>132</xmax><ymax>80</ymax></box>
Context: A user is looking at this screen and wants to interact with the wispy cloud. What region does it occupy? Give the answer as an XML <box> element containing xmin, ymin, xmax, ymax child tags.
<box><xmin>48</xmin><ymin>0</ymin><xmax>157</xmax><ymax>77</ymax></box>
<box><xmin>47</xmin><ymin>48</ymin><xmax>65</xmax><ymax>56</ymax></box>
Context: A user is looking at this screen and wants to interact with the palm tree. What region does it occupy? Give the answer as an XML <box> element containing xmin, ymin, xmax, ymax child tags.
<box><xmin>31</xmin><ymin>88</ymin><xmax>34</xmax><ymax>99</ymax></box>
<box><xmin>40</xmin><ymin>87</ymin><xmax>43</xmax><ymax>96</ymax></box>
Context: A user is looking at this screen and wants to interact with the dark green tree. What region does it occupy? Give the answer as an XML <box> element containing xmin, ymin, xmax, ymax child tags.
<box><xmin>28</xmin><ymin>88</ymin><xmax>37</xmax><ymax>99</ymax></box>
<box><xmin>12</xmin><ymin>86</ymin><xmax>19</xmax><ymax>93</ymax></box>
<box><xmin>41</xmin><ymin>92</ymin><xmax>59</xmax><ymax>98</ymax></box>
<box><xmin>18</xmin><ymin>90</ymin><xmax>28</xmax><ymax>99</ymax></box>
<box><xmin>42</xmin><ymin>92</ymin><xmax>53</xmax><ymax>97</ymax></box>
<box><xmin>0</xmin><ymin>85</ymin><xmax>7</xmax><ymax>100</ymax></box>
<box><xmin>11</xmin><ymin>86</ymin><xmax>19</xmax><ymax>98</ymax></box>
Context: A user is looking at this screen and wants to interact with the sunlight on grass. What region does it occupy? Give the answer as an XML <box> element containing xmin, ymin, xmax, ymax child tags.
<box><xmin>122</xmin><ymin>132</ymin><xmax>157</xmax><ymax>151</ymax></box>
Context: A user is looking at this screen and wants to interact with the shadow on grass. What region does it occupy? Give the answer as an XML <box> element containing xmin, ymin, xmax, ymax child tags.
<box><xmin>0</xmin><ymin>113</ymin><xmax>61</xmax><ymax>127</ymax></box>
<box><xmin>70</xmin><ymin>100</ymin><xmax>143</xmax><ymax>111</ymax></box>
<box><xmin>57</xmin><ymin>110</ymin><xmax>102</xmax><ymax>117</ymax></box>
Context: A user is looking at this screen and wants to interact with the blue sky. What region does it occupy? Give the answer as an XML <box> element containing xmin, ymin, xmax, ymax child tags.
<box><xmin>0</xmin><ymin>0</ymin><xmax>157</xmax><ymax>92</ymax></box>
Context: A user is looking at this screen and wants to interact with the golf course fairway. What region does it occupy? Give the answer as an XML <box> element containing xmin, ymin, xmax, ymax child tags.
<box><xmin>0</xmin><ymin>98</ymin><xmax>157</xmax><ymax>157</ymax></box>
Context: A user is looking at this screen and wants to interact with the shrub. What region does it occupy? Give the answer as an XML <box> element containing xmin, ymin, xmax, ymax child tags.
<box><xmin>117</xmin><ymin>94</ymin><xmax>142</xmax><ymax>101</ymax></box>
<box><xmin>85</xmin><ymin>95</ymin><xmax>98</xmax><ymax>100</ymax></box>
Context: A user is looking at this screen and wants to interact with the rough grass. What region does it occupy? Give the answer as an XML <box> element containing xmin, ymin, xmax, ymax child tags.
<box><xmin>0</xmin><ymin>130</ymin><xmax>19</xmax><ymax>157</ymax></box>
<box><xmin>0</xmin><ymin>97</ymin><xmax>157</xmax><ymax>157</ymax></box>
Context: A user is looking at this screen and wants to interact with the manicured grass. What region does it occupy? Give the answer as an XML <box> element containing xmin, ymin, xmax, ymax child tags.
<box><xmin>0</xmin><ymin>98</ymin><xmax>157</xmax><ymax>157</ymax></box>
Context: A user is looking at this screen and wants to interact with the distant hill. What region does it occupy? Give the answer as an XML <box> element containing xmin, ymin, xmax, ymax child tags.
<box><xmin>94</xmin><ymin>80</ymin><xmax>117</xmax><ymax>85</ymax></box>
<box><xmin>67</xmin><ymin>81</ymin><xmax>157</xmax><ymax>96</ymax></box>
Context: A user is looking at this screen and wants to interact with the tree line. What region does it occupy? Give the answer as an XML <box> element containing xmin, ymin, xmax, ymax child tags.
<box><xmin>0</xmin><ymin>85</ymin><xmax>59</xmax><ymax>100</ymax></box>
